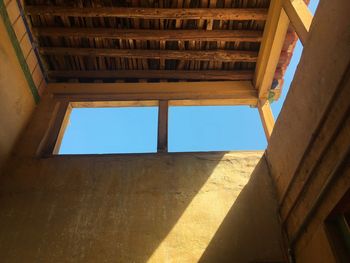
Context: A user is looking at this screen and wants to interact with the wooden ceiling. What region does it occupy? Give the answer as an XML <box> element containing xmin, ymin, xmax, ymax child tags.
<box><xmin>24</xmin><ymin>0</ymin><xmax>294</xmax><ymax>84</ymax></box>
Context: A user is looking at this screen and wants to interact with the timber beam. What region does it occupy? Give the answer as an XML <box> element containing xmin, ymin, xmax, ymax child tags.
<box><xmin>25</xmin><ymin>6</ymin><xmax>268</xmax><ymax>20</ymax></box>
<box><xmin>254</xmin><ymin>0</ymin><xmax>289</xmax><ymax>100</ymax></box>
<box><xmin>255</xmin><ymin>0</ymin><xmax>314</xmax><ymax>101</ymax></box>
<box><xmin>39</xmin><ymin>48</ymin><xmax>258</xmax><ymax>63</ymax></box>
<box><xmin>48</xmin><ymin>81</ymin><xmax>258</xmax><ymax>106</ymax></box>
<box><xmin>48</xmin><ymin>70</ymin><xmax>254</xmax><ymax>81</ymax></box>
<box><xmin>32</xmin><ymin>28</ymin><xmax>263</xmax><ymax>42</ymax></box>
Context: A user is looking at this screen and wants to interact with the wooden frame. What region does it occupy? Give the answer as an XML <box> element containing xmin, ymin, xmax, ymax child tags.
<box><xmin>255</xmin><ymin>0</ymin><xmax>314</xmax><ymax>99</ymax></box>
<box><xmin>45</xmin><ymin>98</ymin><xmax>273</xmax><ymax>155</ymax></box>
<box><xmin>253</xmin><ymin>0</ymin><xmax>314</xmax><ymax>141</ymax></box>
<box><xmin>39</xmin><ymin>80</ymin><xmax>269</xmax><ymax>156</ymax></box>
<box><xmin>48</xmin><ymin>81</ymin><xmax>258</xmax><ymax>106</ymax></box>
<box><xmin>39</xmin><ymin>100</ymin><xmax>161</xmax><ymax>156</ymax></box>
<box><xmin>283</xmin><ymin>0</ymin><xmax>313</xmax><ymax>45</ymax></box>
<box><xmin>42</xmin><ymin>98</ymin><xmax>257</xmax><ymax>156</ymax></box>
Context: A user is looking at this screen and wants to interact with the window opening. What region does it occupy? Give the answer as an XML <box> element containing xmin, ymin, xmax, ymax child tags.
<box><xmin>57</xmin><ymin>105</ymin><xmax>158</xmax><ymax>154</ymax></box>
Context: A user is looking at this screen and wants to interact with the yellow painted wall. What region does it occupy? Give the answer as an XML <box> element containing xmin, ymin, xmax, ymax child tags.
<box><xmin>0</xmin><ymin>17</ymin><xmax>35</xmax><ymax>172</ymax></box>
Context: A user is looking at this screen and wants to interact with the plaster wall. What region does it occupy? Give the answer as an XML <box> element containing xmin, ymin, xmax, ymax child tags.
<box><xmin>0</xmin><ymin>152</ymin><xmax>286</xmax><ymax>263</ymax></box>
<box><xmin>0</xmin><ymin>92</ymin><xmax>285</xmax><ymax>262</ymax></box>
<box><xmin>266</xmin><ymin>0</ymin><xmax>350</xmax><ymax>262</ymax></box>
<box><xmin>0</xmin><ymin>17</ymin><xmax>35</xmax><ymax>172</ymax></box>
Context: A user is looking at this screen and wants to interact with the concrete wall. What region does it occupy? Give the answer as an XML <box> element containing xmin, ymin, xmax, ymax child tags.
<box><xmin>266</xmin><ymin>0</ymin><xmax>350</xmax><ymax>262</ymax></box>
<box><xmin>0</xmin><ymin>17</ymin><xmax>35</xmax><ymax>172</ymax></box>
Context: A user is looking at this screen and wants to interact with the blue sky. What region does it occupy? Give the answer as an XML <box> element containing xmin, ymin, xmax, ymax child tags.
<box><xmin>59</xmin><ymin>1</ymin><xmax>319</xmax><ymax>154</ymax></box>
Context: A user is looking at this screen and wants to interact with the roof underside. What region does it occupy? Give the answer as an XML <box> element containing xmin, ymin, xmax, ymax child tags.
<box><xmin>25</xmin><ymin>0</ymin><xmax>297</xmax><ymax>93</ymax></box>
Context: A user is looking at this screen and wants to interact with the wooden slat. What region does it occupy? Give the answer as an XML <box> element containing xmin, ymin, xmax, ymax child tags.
<box><xmin>253</xmin><ymin>0</ymin><xmax>290</xmax><ymax>100</ymax></box>
<box><xmin>48</xmin><ymin>81</ymin><xmax>258</xmax><ymax>106</ymax></box>
<box><xmin>70</xmin><ymin>101</ymin><xmax>159</xmax><ymax>108</ymax></box>
<box><xmin>157</xmin><ymin>100</ymin><xmax>168</xmax><ymax>153</ymax></box>
<box><xmin>48</xmin><ymin>70</ymin><xmax>254</xmax><ymax>81</ymax></box>
<box><xmin>258</xmin><ymin>100</ymin><xmax>275</xmax><ymax>141</ymax></box>
<box><xmin>40</xmin><ymin>47</ymin><xmax>258</xmax><ymax>62</ymax></box>
<box><xmin>32</xmin><ymin>27</ymin><xmax>263</xmax><ymax>42</ymax></box>
<box><xmin>283</xmin><ymin>0</ymin><xmax>313</xmax><ymax>45</ymax></box>
<box><xmin>25</xmin><ymin>6</ymin><xmax>268</xmax><ymax>20</ymax></box>
<box><xmin>169</xmin><ymin>99</ymin><xmax>257</xmax><ymax>106</ymax></box>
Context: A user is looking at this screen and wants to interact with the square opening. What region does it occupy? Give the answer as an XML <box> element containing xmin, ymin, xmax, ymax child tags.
<box><xmin>168</xmin><ymin>105</ymin><xmax>267</xmax><ymax>152</ymax></box>
<box><xmin>55</xmin><ymin>102</ymin><xmax>158</xmax><ymax>154</ymax></box>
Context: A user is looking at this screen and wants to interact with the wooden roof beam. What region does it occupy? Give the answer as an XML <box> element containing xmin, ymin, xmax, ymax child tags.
<box><xmin>47</xmin><ymin>70</ymin><xmax>254</xmax><ymax>81</ymax></box>
<box><xmin>283</xmin><ymin>0</ymin><xmax>313</xmax><ymax>45</ymax></box>
<box><xmin>40</xmin><ymin>48</ymin><xmax>258</xmax><ymax>62</ymax></box>
<box><xmin>32</xmin><ymin>28</ymin><xmax>263</xmax><ymax>42</ymax></box>
<box><xmin>25</xmin><ymin>6</ymin><xmax>268</xmax><ymax>20</ymax></box>
<box><xmin>254</xmin><ymin>0</ymin><xmax>290</xmax><ymax>100</ymax></box>
<box><xmin>48</xmin><ymin>81</ymin><xmax>258</xmax><ymax>107</ymax></box>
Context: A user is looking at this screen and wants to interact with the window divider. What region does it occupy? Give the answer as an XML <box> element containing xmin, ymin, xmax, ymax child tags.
<box><xmin>157</xmin><ymin>100</ymin><xmax>169</xmax><ymax>153</ymax></box>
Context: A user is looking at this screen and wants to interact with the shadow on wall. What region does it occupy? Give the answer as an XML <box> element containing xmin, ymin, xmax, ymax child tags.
<box><xmin>199</xmin><ymin>158</ymin><xmax>285</xmax><ymax>263</ymax></box>
<box><xmin>0</xmin><ymin>152</ymin><xmax>240</xmax><ymax>262</ymax></box>
<box><xmin>0</xmin><ymin>148</ymin><xmax>284</xmax><ymax>262</ymax></box>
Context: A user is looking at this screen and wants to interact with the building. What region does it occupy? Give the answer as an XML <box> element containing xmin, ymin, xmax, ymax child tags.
<box><xmin>0</xmin><ymin>0</ymin><xmax>349</xmax><ymax>262</ymax></box>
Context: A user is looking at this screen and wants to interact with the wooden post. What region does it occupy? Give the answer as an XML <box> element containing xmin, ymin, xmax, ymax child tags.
<box><xmin>37</xmin><ymin>100</ymin><xmax>71</xmax><ymax>157</ymax></box>
<box><xmin>283</xmin><ymin>0</ymin><xmax>313</xmax><ymax>45</ymax></box>
<box><xmin>157</xmin><ymin>100</ymin><xmax>168</xmax><ymax>153</ymax></box>
<box><xmin>258</xmin><ymin>100</ymin><xmax>275</xmax><ymax>141</ymax></box>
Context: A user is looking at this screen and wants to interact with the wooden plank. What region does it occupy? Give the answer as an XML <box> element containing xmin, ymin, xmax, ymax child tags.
<box><xmin>39</xmin><ymin>47</ymin><xmax>258</xmax><ymax>62</ymax></box>
<box><xmin>283</xmin><ymin>0</ymin><xmax>313</xmax><ymax>45</ymax></box>
<box><xmin>254</xmin><ymin>0</ymin><xmax>290</xmax><ymax>100</ymax></box>
<box><xmin>70</xmin><ymin>100</ymin><xmax>159</xmax><ymax>108</ymax></box>
<box><xmin>48</xmin><ymin>81</ymin><xmax>258</xmax><ymax>106</ymax></box>
<box><xmin>25</xmin><ymin>6</ymin><xmax>268</xmax><ymax>20</ymax></box>
<box><xmin>48</xmin><ymin>70</ymin><xmax>254</xmax><ymax>81</ymax></box>
<box><xmin>157</xmin><ymin>100</ymin><xmax>168</xmax><ymax>153</ymax></box>
<box><xmin>258</xmin><ymin>100</ymin><xmax>275</xmax><ymax>141</ymax></box>
<box><xmin>169</xmin><ymin>99</ymin><xmax>257</xmax><ymax>106</ymax></box>
<box><xmin>32</xmin><ymin>28</ymin><xmax>263</xmax><ymax>42</ymax></box>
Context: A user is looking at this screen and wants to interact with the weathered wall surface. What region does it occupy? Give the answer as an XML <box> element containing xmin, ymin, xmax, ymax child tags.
<box><xmin>0</xmin><ymin>152</ymin><xmax>285</xmax><ymax>263</ymax></box>
<box><xmin>266</xmin><ymin>0</ymin><xmax>350</xmax><ymax>262</ymax></box>
<box><xmin>0</xmin><ymin>17</ymin><xmax>35</xmax><ymax>172</ymax></box>
<box><xmin>0</xmin><ymin>91</ymin><xmax>284</xmax><ymax>262</ymax></box>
